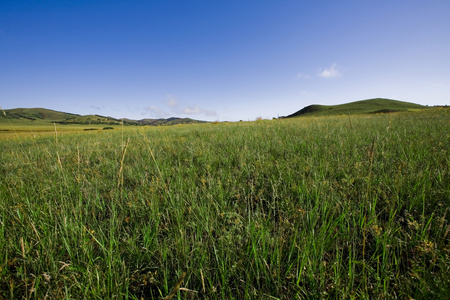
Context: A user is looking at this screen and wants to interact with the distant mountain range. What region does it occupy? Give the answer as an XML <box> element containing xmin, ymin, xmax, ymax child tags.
<box><xmin>282</xmin><ymin>98</ymin><xmax>428</xmax><ymax>118</ymax></box>
<box><xmin>1</xmin><ymin>99</ymin><xmax>441</xmax><ymax>126</ymax></box>
<box><xmin>0</xmin><ymin>108</ymin><xmax>206</xmax><ymax>126</ymax></box>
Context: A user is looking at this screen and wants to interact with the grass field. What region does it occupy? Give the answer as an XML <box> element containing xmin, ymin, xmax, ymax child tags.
<box><xmin>0</xmin><ymin>107</ymin><xmax>205</xmax><ymax>127</ymax></box>
<box><xmin>0</xmin><ymin>117</ymin><xmax>116</xmax><ymax>136</ymax></box>
<box><xmin>1</xmin><ymin>108</ymin><xmax>449</xmax><ymax>299</ymax></box>
<box><xmin>284</xmin><ymin>98</ymin><xmax>429</xmax><ymax>118</ymax></box>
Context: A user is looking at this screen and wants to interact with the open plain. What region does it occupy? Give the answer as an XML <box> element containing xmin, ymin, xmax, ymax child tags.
<box><xmin>1</xmin><ymin>108</ymin><xmax>449</xmax><ymax>298</ymax></box>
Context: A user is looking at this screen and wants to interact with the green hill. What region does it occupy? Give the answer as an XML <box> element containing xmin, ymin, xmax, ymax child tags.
<box><xmin>284</xmin><ymin>98</ymin><xmax>427</xmax><ymax>118</ymax></box>
<box><xmin>0</xmin><ymin>108</ymin><xmax>206</xmax><ymax>126</ymax></box>
<box><xmin>2</xmin><ymin>108</ymin><xmax>80</xmax><ymax>121</ymax></box>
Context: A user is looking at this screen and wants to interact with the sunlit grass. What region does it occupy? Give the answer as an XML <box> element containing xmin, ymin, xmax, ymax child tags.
<box><xmin>1</xmin><ymin>108</ymin><xmax>449</xmax><ymax>298</ymax></box>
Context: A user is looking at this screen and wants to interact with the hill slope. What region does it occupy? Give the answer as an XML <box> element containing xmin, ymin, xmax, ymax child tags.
<box><xmin>2</xmin><ymin>108</ymin><xmax>80</xmax><ymax>121</ymax></box>
<box><xmin>284</xmin><ymin>98</ymin><xmax>426</xmax><ymax>118</ymax></box>
<box><xmin>1</xmin><ymin>108</ymin><xmax>206</xmax><ymax>126</ymax></box>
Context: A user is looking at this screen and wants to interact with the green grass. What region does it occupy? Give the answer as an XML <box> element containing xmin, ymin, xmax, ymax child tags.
<box><xmin>0</xmin><ymin>118</ymin><xmax>110</xmax><ymax>132</ymax></box>
<box><xmin>0</xmin><ymin>108</ymin><xmax>449</xmax><ymax>299</ymax></box>
<box><xmin>285</xmin><ymin>98</ymin><xmax>428</xmax><ymax>118</ymax></box>
<box><xmin>1</xmin><ymin>108</ymin><xmax>79</xmax><ymax>122</ymax></box>
<box><xmin>0</xmin><ymin>107</ymin><xmax>206</xmax><ymax>127</ymax></box>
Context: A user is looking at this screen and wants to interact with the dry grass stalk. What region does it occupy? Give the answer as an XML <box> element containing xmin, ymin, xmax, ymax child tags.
<box><xmin>30</xmin><ymin>221</ymin><xmax>40</xmax><ymax>241</ymax></box>
<box><xmin>54</xmin><ymin>122</ymin><xmax>58</xmax><ymax>143</ymax></box>
<box><xmin>200</xmin><ymin>269</ymin><xmax>205</xmax><ymax>294</ymax></box>
<box><xmin>57</xmin><ymin>153</ymin><xmax>63</xmax><ymax>171</ymax></box>
<box><xmin>77</xmin><ymin>145</ymin><xmax>80</xmax><ymax>166</ymax></box>
<box><xmin>117</xmin><ymin>138</ymin><xmax>130</xmax><ymax>188</ymax></box>
<box><xmin>20</xmin><ymin>237</ymin><xmax>26</xmax><ymax>258</ymax></box>
<box><xmin>179</xmin><ymin>287</ymin><xmax>198</xmax><ymax>293</ymax></box>
<box><xmin>163</xmin><ymin>272</ymin><xmax>186</xmax><ymax>300</ymax></box>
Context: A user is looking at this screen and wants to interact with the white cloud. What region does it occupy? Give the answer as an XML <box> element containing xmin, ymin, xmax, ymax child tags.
<box><xmin>164</xmin><ymin>94</ymin><xmax>217</xmax><ymax>117</ymax></box>
<box><xmin>319</xmin><ymin>63</ymin><xmax>341</xmax><ymax>78</ymax></box>
<box><xmin>296</xmin><ymin>72</ymin><xmax>311</xmax><ymax>79</ymax></box>
<box><xmin>143</xmin><ymin>105</ymin><xmax>168</xmax><ymax>117</ymax></box>
<box><xmin>166</xmin><ymin>94</ymin><xmax>178</xmax><ymax>108</ymax></box>
<box><xmin>182</xmin><ymin>106</ymin><xmax>217</xmax><ymax>116</ymax></box>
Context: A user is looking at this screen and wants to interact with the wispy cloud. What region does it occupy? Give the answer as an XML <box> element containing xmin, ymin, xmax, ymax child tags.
<box><xmin>143</xmin><ymin>95</ymin><xmax>217</xmax><ymax>118</ymax></box>
<box><xmin>90</xmin><ymin>105</ymin><xmax>102</xmax><ymax>110</ymax></box>
<box><xmin>183</xmin><ymin>106</ymin><xmax>217</xmax><ymax>116</ymax></box>
<box><xmin>143</xmin><ymin>106</ymin><xmax>169</xmax><ymax>117</ymax></box>
<box><xmin>296</xmin><ymin>72</ymin><xmax>311</xmax><ymax>79</ymax></box>
<box><xmin>319</xmin><ymin>63</ymin><xmax>341</xmax><ymax>78</ymax></box>
<box><xmin>166</xmin><ymin>95</ymin><xmax>217</xmax><ymax>117</ymax></box>
<box><xmin>166</xmin><ymin>94</ymin><xmax>178</xmax><ymax>108</ymax></box>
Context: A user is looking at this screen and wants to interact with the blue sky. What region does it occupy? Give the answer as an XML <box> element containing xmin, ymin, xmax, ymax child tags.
<box><xmin>1</xmin><ymin>1</ymin><xmax>449</xmax><ymax>121</ymax></box>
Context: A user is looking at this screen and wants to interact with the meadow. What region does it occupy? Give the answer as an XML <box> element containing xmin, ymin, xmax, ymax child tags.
<box><xmin>0</xmin><ymin>108</ymin><xmax>449</xmax><ymax>299</ymax></box>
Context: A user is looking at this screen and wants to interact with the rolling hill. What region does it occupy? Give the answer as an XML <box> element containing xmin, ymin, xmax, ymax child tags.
<box><xmin>283</xmin><ymin>98</ymin><xmax>427</xmax><ymax>118</ymax></box>
<box><xmin>0</xmin><ymin>108</ymin><xmax>206</xmax><ymax>126</ymax></box>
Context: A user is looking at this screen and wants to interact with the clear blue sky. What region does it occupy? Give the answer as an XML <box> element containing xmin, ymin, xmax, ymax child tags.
<box><xmin>1</xmin><ymin>1</ymin><xmax>449</xmax><ymax>121</ymax></box>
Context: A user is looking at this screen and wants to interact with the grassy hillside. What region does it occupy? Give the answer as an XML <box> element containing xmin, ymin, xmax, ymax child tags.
<box><xmin>1</xmin><ymin>108</ymin><xmax>206</xmax><ymax>127</ymax></box>
<box><xmin>2</xmin><ymin>108</ymin><xmax>80</xmax><ymax>121</ymax></box>
<box><xmin>1</xmin><ymin>108</ymin><xmax>448</xmax><ymax>299</ymax></box>
<box><xmin>285</xmin><ymin>98</ymin><xmax>427</xmax><ymax>118</ymax></box>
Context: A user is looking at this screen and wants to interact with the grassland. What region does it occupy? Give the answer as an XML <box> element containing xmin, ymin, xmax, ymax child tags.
<box><xmin>284</xmin><ymin>98</ymin><xmax>428</xmax><ymax>118</ymax></box>
<box><xmin>0</xmin><ymin>108</ymin><xmax>449</xmax><ymax>299</ymax></box>
<box><xmin>0</xmin><ymin>107</ymin><xmax>205</xmax><ymax>127</ymax></box>
<box><xmin>0</xmin><ymin>117</ymin><xmax>113</xmax><ymax>137</ymax></box>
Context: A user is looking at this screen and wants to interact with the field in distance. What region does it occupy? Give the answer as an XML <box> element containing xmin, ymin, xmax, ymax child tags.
<box><xmin>1</xmin><ymin>98</ymin><xmax>440</xmax><ymax>134</ymax></box>
<box><xmin>0</xmin><ymin>106</ymin><xmax>449</xmax><ymax>298</ymax></box>
<box><xmin>0</xmin><ymin>107</ymin><xmax>205</xmax><ymax>132</ymax></box>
